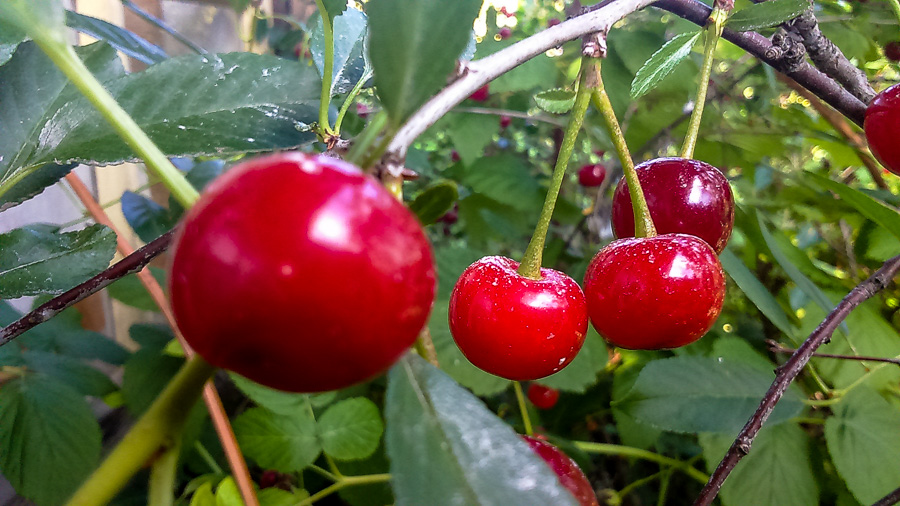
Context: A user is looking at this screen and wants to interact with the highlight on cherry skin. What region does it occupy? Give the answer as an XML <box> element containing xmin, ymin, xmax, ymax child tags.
<box><xmin>448</xmin><ymin>256</ymin><xmax>588</xmax><ymax>381</ymax></box>
<box><xmin>577</xmin><ymin>163</ymin><xmax>607</xmax><ymax>188</ymax></box>
<box><xmin>611</xmin><ymin>157</ymin><xmax>734</xmax><ymax>253</ymax></box>
<box><xmin>168</xmin><ymin>152</ymin><xmax>436</xmax><ymax>393</ymax></box>
<box><xmin>583</xmin><ymin>234</ymin><xmax>726</xmax><ymax>350</ymax></box>
<box><xmin>522</xmin><ymin>436</ymin><xmax>600</xmax><ymax>506</ymax></box>
<box><xmin>864</xmin><ymin>83</ymin><xmax>900</xmax><ymax>176</ymax></box>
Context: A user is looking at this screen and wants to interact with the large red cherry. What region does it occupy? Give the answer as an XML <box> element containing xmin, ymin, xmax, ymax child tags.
<box><xmin>448</xmin><ymin>256</ymin><xmax>587</xmax><ymax>381</ymax></box>
<box><xmin>611</xmin><ymin>157</ymin><xmax>734</xmax><ymax>253</ymax></box>
<box><xmin>522</xmin><ymin>436</ymin><xmax>599</xmax><ymax>506</ymax></box>
<box><xmin>169</xmin><ymin>153</ymin><xmax>436</xmax><ymax>392</ymax></box>
<box><xmin>865</xmin><ymin>83</ymin><xmax>900</xmax><ymax>176</ymax></box>
<box><xmin>583</xmin><ymin>234</ymin><xmax>725</xmax><ymax>350</ymax></box>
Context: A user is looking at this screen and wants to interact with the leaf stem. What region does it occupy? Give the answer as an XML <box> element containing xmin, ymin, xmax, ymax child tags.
<box><xmin>296</xmin><ymin>473</ymin><xmax>392</xmax><ymax>506</ymax></box>
<box><xmin>314</xmin><ymin>0</ymin><xmax>336</xmax><ymax>135</ymax></box>
<box><xmin>591</xmin><ymin>70</ymin><xmax>656</xmax><ymax>238</ymax></box>
<box><xmin>573</xmin><ymin>441</ymin><xmax>709</xmax><ymax>484</ymax></box>
<box><xmin>346</xmin><ymin>112</ymin><xmax>389</xmax><ymax>166</ymax></box>
<box><xmin>335</xmin><ymin>71</ymin><xmax>372</xmax><ymax>135</ymax></box>
<box><xmin>66</xmin><ymin>357</ymin><xmax>217</xmax><ymax>505</ymax></box>
<box><xmin>517</xmin><ymin>57</ymin><xmax>596</xmax><ymax>279</ymax></box>
<box><xmin>147</xmin><ymin>438</ymin><xmax>182</xmax><ymax>506</ymax></box>
<box><xmin>512</xmin><ymin>382</ymin><xmax>534</xmax><ymax>436</ymax></box>
<box><xmin>681</xmin><ymin>5</ymin><xmax>728</xmax><ymax>159</ymax></box>
<box><xmin>889</xmin><ymin>0</ymin><xmax>900</xmax><ymax>26</ymax></box>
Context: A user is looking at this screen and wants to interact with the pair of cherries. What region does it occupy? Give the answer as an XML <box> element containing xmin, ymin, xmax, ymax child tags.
<box><xmin>449</xmin><ymin>158</ymin><xmax>733</xmax><ymax>381</ymax></box>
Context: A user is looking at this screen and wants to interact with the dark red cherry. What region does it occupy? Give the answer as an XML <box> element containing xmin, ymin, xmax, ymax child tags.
<box><xmin>548</xmin><ymin>18</ymin><xmax>561</xmax><ymax>27</ymax></box>
<box><xmin>865</xmin><ymin>83</ymin><xmax>900</xmax><ymax>175</ymax></box>
<box><xmin>611</xmin><ymin>157</ymin><xmax>734</xmax><ymax>253</ymax></box>
<box><xmin>885</xmin><ymin>41</ymin><xmax>900</xmax><ymax>62</ymax></box>
<box><xmin>449</xmin><ymin>256</ymin><xmax>588</xmax><ymax>381</ymax></box>
<box><xmin>500</xmin><ymin>115</ymin><xmax>512</xmax><ymax>129</ymax></box>
<box><xmin>528</xmin><ymin>383</ymin><xmax>560</xmax><ymax>410</ymax></box>
<box><xmin>583</xmin><ymin>234</ymin><xmax>725</xmax><ymax>350</ymax></box>
<box><xmin>469</xmin><ymin>84</ymin><xmax>490</xmax><ymax>102</ymax></box>
<box><xmin>169</xmin><ymin>153</ymin><xmax>436</xmax><ymax>392</ymax></box>
<box><xmin>522</xmin><ymin>436</ymin><xmax>599</xmax><ymax>506</ymax></box>
<box><xmin>499</xmin><ymin>27</ymin><xmax>512</xmax><ymax>39</ymax></box>
<box><xmin>577</xmin><ymin>164</ymin><xmax>606</xmax><ymax>188</ymax></box>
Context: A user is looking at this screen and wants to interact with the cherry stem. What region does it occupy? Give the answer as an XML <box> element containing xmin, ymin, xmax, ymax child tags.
<box><xmin>346</xmin><ymin>111</ymin><xmax>389</xmax><ymax>167</ymax></box>
<box><xmin>517</xmin><ymin>57</ymin><xmax>596</xmax><ymax>279</ymax></box>
<box><xmin>148</xmin><ymin>438</ymin><xmax>182</xmax><ymax>506</ymax></box>
<box><xmin>590</xmin><ymin>69</ymin><xmax>656</xmax><ymax>238</ymax></box>
<box><xmin>313</xmin><ymin>0</ymin><xmax>336</xmax><ymax>136</ymax></box>
<box><xmin>295</xmin><ymin>474</ymin><xmax>392</xmax><ymax>506</ymax></box>
<box><xmin>66</xmin><ymin>357</ymin><xmax>217</xmax><ymax>505</ymax></box>
<box><xmin>573</xmin><ymin>441</ymin><xmax>709</xmax><ymax>484</ymax></box>
<box><xmin>681</xmin><ymin>5</ymin><xmax>728</xmax><ymax>160</ymax></box>
<box><xmin>512</xmin><ymin>382</ymin><xmax>534</xmax><ymax>436</ymax></box>
<box><xmin>334</xmin><ymin>69</ymin><xmax>372</xmax><ymax>136</ymax></box>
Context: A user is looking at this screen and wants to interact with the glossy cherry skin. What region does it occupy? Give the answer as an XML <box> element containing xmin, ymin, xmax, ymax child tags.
<box><xmin>577</xmin><ymin>164</ymin><xmax>606</xmax><ymax>188</ymax></box>
<box><xmin>169</xmin><ymin>153</ymin><xmax>436</xmax><ymax>392</ymax></box>
<box><xmin>583</xmin><ymin>234</ymin><xmax>725</xmax><ymax>350</ymax></box>
<box><xmin>448</xmin><ymin>256</ymin><xmax>588</xmax><ymax>381</ymax></box>
<box><xmin>885</xmin><ymin>41</ymin><xmax>900</xmax><ymax>62</ymax></box>
<box><xmin>865</xmin><ymin>84</ymin><xmax>900</xmax><ymax>175</ymax></box>
<box><xmin>611</xmin><ymin>157</ymin><xmax>734</xmax><ymax>253</ymax></box>
<box><xmin>528</xmin><ymin>383</ymin><xmax>560</xmax><ymax>410</ymax></box>
<box><xmin>522</xmin><ymin>436</ymin><xmax>599</xmax><ymax>506</ymax></box>
<box><xmin>469</xmin><ymin>84</ymin><xmax>490</xmax><ymax>102</ymax></box>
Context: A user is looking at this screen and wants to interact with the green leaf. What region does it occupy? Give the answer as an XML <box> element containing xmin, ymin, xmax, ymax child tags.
<box><xmin>367</xmin><ymin>0</ymin><xmax>481</xmax><ymax>125</ymax></box>
<box><xmin>121</xmin><ymin>190</ymin><xmax>180</xmax><ymax>243</ymax></box>
<box><xmin>0</xmin><ymin>0</ymin><xmax>66</xmax><ymax>43</ymax></box>
<box><xmin>65</xmin><ymin>10</ymin><xmax>168</xmax><ymax>65</ymax></box>
<box><xmin>0</xmin><ymin>223</ymin><xmax>116</xmax><ymax>299</ymax></box>
<box><xmin>539</xmin><ymin>327</ymin><xmax>607</xmax><ymax>393</ymax></box>
<box><xmin>22</xmin><ymin>350</ymin><xmax>118</xmax><ymax>397</ymax></box>
<box><xmin>726</xmin><ymin>0</ymin><xmax>810</xmax><ymax>32</ymax></box>
<box><xmin>630</xmin><ymin>31</ymin><xmax>701</xmax><ymax>99</ymax></box>
<box><xmin>230</xmin><ymin>373</ymin><xmax>328</xmax><ymax>415</ymax></box>
<box><xmin>720</xmin><ymin>248</ymin><xmax>796</xmax><ymax>337</ymax></box>
<box><xmin>0</xmin><ymin>163</ymin><xmax>75</xmax><ymax>211</ymax></box>
<box><xmin>258</xmin><ymin>488</ymin><xmax>310</xmax><ymax>506</ymax></box>
<box><xmin>318</xmin><ymin>398</ymin><xmax>384</xmax><ymax>461</ymax></box>
<box><xmin>458</xmin><ymin>153</ymin><xmax>543</xmax><ymax>214</ymax></box>
<box><xmin>805</xmin><ymin>171</ymin><xmax>900</xmax><ymax>242</ymax></box>
<box><xmin>321</xmin><ymin>0</ymin><xmax>349</xmax><ymax>20</ymax></box>
<box><xmin>445</xmin><ymin>113</ymin><xmax>501</xmax><ymax>166</ymax></box>
<box><xmin>122</xmin><ymin>337</ymin><xmax>185</xmax><ymax>415</ymax></box>
<box><xmin>534</xmin><ymin>88</ymin><xmax>576</xmax><ymax>114</ymax></box>
<box><xmin>190</xmin><ymin>482</ymin><xmax>217</xmax><ymax>506</ymax></box>
<box><xmin>0</xmin><ymin>23</ymin><xmax>26</xmax><ymax>68</ymax></box>
<box><xmin>409</xmin><ymin>180</ymin><xmax>458</xmax><ymax>225</ymax></box>
<box><xmin>215</xmin><ymin>476</ymin><xmax>243</xmax><ymax>506</ymax></box>
<box><xmin>310</xmin><ymin>7</ymin><xmax>369</xmax><ymax>96</ymax></box>
<box><xmin>385</xmin><ymin>354</ymin><xmax>582</xmax><ymax>506</ymax></box>
<box><xmin>614</xmin><ymin>356</ymin><xmax>804</xmax><ymax>434</ymax></box>
<box><xmin>233</xmin><ymin>407</ymin><xmax>321</xmax><ymax>473</ymax></box>
<box><xmin>0</xmin><ymin>374</ymin><xmax>102</xmax><ymax>505</ymax></box>
<box><xmin>106</xmin><ymin>266</ymin><xmax>168</xmax><ymax>311</ymax></box>
<box><xmin>699</xmin><ymin>423</ymin><xmax>819</xmax><ymax>506</ymax></box>
<box><xmin>825</xmin><ymin>387</ymin><xmax>900</xmax><ymax>504</ymax></box>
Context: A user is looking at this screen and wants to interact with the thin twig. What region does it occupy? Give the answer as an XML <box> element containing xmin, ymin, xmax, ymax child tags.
<box><xmin>452</xmin><ymin>106</ymin><xmax>567</xmax><ymax>127</ymax></box>
<box><xmin>873</xmin><ymin>485</ymin><xmax>900</xmax><ymax>506</ymax></box>
<box><xmin>767</xmin><ymin>340</ymin><xmax>900</xmax><ymax>367</ymax></box>
<box><xmin>694</xmin><ymin>255</ymin><xmax>900</xmax><ymax>505</ymax></box>
<box><xmin>121</xmin><ymin>0</ymin><xmax>208</xmax><ymax>55</ymax></box>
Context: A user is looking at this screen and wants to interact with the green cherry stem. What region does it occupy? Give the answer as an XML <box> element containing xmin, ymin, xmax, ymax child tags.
<box><xmin>147</xmin><ymin>438</ymin><xmax>182</xmax><ymax>506</ymax></box>
<box><xmin>573</xmin><ymin>441</ymin><xmax>709</xmax><ymax>484</ymax></box>
<box><xmin>314</xmin><ymin>0</ymin><xmax>336</xmax><ymax>135</ymax></box>
<box><xmin>590</xmin><ymin>68</ymin><xmax>656</xmax><ymax>238</ymax></box>
<box><xmin>681</xmin><ymin>5</ymin><xmax>728</xmax><ymax>160</ymax></box>
<box><xmin>517</xmin><ymin>57</ymin><xmax>597</xmax><ymax>279</ymax></box>
<box><xmin>346</xmin><ymin>111</ymin><xmax>389</xmax><ymax>166</ymax></box>
<box><xmin>335</xmin><ymin>70</ymin><xmax>372</xmax><ymax>136</ymax></box>
<box><xmin>512</xmin><ymin>382</ymin><xmax>534</xmax><ymax>436</ymax></box>
<box><xmin>296</xmin><ymin>474</ymin><xmax>393</xmax><ymax>506</ymax></box>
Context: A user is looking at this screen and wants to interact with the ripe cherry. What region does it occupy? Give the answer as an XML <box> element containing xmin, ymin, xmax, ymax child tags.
<box><xmin>500</xmin><ymin>115</ymin><xmax>512</xmax><ymax>129</ymax></box>
<box><xmin>449</xmin><ymin>256</ymin><xmax>587</xmax><ymax>381</ymax></box>
<box><xmin>548</xmin><ymin>18</ymin><xmax>561</xmax><ymax>27</ymax></box>
<box><xmin>577</xmin><ymin>164</ymin><xmax>606</xmax><ymax>188</ymax></box>
<box><xmin>169</xmin><ymin>153</ymin><xmax>436</xmax><ymax>392</ymax></box>
<box><xmin>499</xmin><ymin>27</ymin><xmax>512</xmax><ymax>40</ymax></box>
<box><xmin>469</xmin><ymin>84</ymin><xmax>490</xmax><ymax>102</ymax></box>
<box><xmin>865</xmin><ymin>83</ymin><xmax>900</xmax><ymax>175</ymax></box>
<box><xmin>611</xmin><ymin>157</ymin><xmax>734</xmax><ymax>253</ymax></box>
<box><xmin>583</xmin><ymin>234</ymin><xmax>725</xmax><ymax>350</ymax></box>
<box><xmin>528</xmin><ymin>383</ymin><xmax>560</xmax><ymax>410</ymax></box>
<box><xmin>885</xmin><ymin>41</ymin><xmax>900</xmax><ymax>62</ymax></box>
<box><xmin>522</xmin><ymin>436</ymin><xmax>599</xmax><ymax>506</ymax></box>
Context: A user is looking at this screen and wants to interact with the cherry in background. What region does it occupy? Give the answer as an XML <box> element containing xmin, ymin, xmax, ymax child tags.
<box><xmin>469</xmin><ymin>84</ymin><xmax>490</xmax><ymax>102</ymax></box>
<box><xmin>499</xmin><ymin>27</ymin><xmax>512</xmax><ymax>39</ymax></box>
<box><xmin>611</xmin><ymin>157</ymin><xmax>734</xmax><ymax>253</ymax></box>
<box><xmin>449</xmin><ymin>256</ymin><xmax>587</xmax><ymax>381</ymax></box>
<box><xmin>500</xmin><ymin>115</ymin><xmax>512</xmax><ymax>129</ymax></box>
<box><xmin>528</xmin><ymin>383</ymin><xmax>560</xmax><ymax>410</ymax></box>
<box><xmin>577</xmin><ymin>164</ymin><xmax>606</xmax><ymax>188</ymax></box>
<box><xmin>583</xmin><ymin>234</ymin><xmax>725</xmax><ymax>350</ymax></box>
<box><xmin>522</xmin><ymin>436</ymin><xmax>599</xmax><ymax>506</ymax></box>
<box><xmin>865</xmin><ymin>83</ymin><xmax>900</xmax><ymax>176</ymax></box>
<box><xmin>885</xmin><ymin>41</ymin><xmax>900</xmax><ymax>62</ymax></box>
<box><xmin>169</xmin><ymin>153</ymin><xmax>436</xmax><ymax>392</ymax></box>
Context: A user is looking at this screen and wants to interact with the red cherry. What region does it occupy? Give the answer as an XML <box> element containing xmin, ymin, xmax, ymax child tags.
<box><xmin>499</xmin><ymin>27</ymin><xmax>512</xmax><ymax>40</ymax></box>
<box><xmin>521</xmin><ymin>436</ymin><xmax>599</xmax><ymax>506</ymax></box>
<box><xmin>355</xmin><ymin>102</ymin><xmax>371</xmax><ymax>119</ymax></box>
<box><xmin>611</xmin><ymin>157</ymin><xmax>734</xmax><ymax>253</ymax></box>
<box><xmin>169</xmin><ymin>153</ymin><xmax>436</xmax><ymax>392</ymax></box>
<box><xmin>438</xmin><ymin>204</ymin><xmax>459</xmax><ymax>224</ymax></box>
<box><xmin>527</xmin><ymin>383</ymin><xmax>560</xmax><ymax>410</ymax></box>
<box><xmin>469</xmin><ymin>84</ymin><xmax>490</xmax><ymax>102</ymax></box>
<box><xmin>548</xmin><ymin>18</ymin><xmax>561</xmax><ymax>27</ymax></box>
<box><xmin>500</xmin><ymin>115</ymin><xmax>512</xmax><ymax>129</ymax></box>
<box><xmin>259</xmin><ymin>470</ymin><xmax>281</xmax><ymax>489</ymax></box>
<box><xmin>577</xmin><ymin>164</ymin><xmax>606</xmax><ymax>188</ymax></box>
<box><xmin>449</xmin><ymin>256</ymin><xmax>588</xmax><ymax>381</ymax></box>
<box><xmin>451</xmin><ymin>150</ymin><xmax>461</xmax><ymax>163</ymax></box>
<box><xmin>885</xmin><ymin>41</ymin><xmax>900</xmax><ymax>62</ymax></box>
<box><xmin>865</xmin><ymin>84</ymin><xmax>900</xmax><ymax>175</ymax></box>
<box><xmin>583</xmin><ymin>234</ymin><xmax>725</xmax><ymax>350</ymax></box>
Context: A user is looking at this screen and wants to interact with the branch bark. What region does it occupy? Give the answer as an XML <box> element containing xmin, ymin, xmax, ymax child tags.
<box><xmin>693</xmin><ymin>254</ymin><xmax>900</xmax><ymax>505</ymax></box>
<box><xmin>873</xmin><ymin>486</ymin><xmax>900</xmax><ymax>506</ymax></box>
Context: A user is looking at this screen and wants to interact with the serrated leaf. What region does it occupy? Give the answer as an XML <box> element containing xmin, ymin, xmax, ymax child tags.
<box><xmin>631</xmin><ymin>31</ymin><xmax>701</xmax><ymax>100</ymax></box>
<box><xmin>805</xmin><ymin>171</ymin><xmax>900</xmax><ymax>242</ymax></box>
<box><xmin>825</xmin><ymin>387</ymin><xmax>900</xmax><ymax>504</ymax></box>
<box><xmin>409</xmin><ymin>180</ymin><xmax>458</xmax><ymax>225</ymax></box>
<box><xmin>458</xmin><ymin>153</ymin><xmax>544</xmax><ymax>214</ymax></box>
<box><xmin>233</xmin><ymin>407</ymin><xmax>321</xmax><ymax>473</ymax></box>
<box><xmin>726</xmin><ymin>0</ymin><xmax>810</xmax><ymax>32</ymax></box>
<box><xmin>65</xmin><ymin>10</ymin><xmax>168</xmax><ymax>65</ymax></box>
<box><xmin>318</xmin><ymin>397</ymin><xmax>384</xmax><ymax>461</ymax></box>
<box><xmin>229</xmin><ymin>373</ymin><xmax>312</xmax><ymax>415</ymax></box>
<box><xmin>321</xmin><ymin>0</ymin><xmax>349</xmax><ymax>20</ymax></box>
<box><xmin>22</xmin><ymin>350</ymin><xmax>118</xmax><ymax>397</ymax></box>
<box><xmin>385</xmin><ymin>354</ymin><xmax>582</xmax><ymax>506</ymax></box>
<box><xmin>106</xmin><ymin>266</ymin><xmax>168</xmax><ymax>311</ymax></box>
<box><xmin>0</xmin><ymin>223</ymin><xmax>116</xmax><ymax>299</ymax></box>
<box><xmin>121</xmin><ymin>191</ymin><xmax>180</xmax><ymax>243</ymax></box>
<box><xmin>310</xmin><ymin>7</ymin><xmax>369</xmax><ymax>97</ymax></box>
<box><xmin>614</xmin><ymin>356</ymin><xmax>804</xmax><ymax>434</ymax></box>
<box><xmin>700</xmin><ymin>423</ymin><xmax>819</xmax><ymax>506</ymax></box>
<box><xmin>0</xmin><ymin>374</ymin><xmax>102</xmax><ymax>505</ymax></box>
<box><xmin>720</xmin><ymin>248</ymin><xmax>796</xmax><ymax>337</ymax></box>
<box><xmin>534</xmin><ymin>88</ymin><xmax>576</xmax><ymax>114</ymax></box>
<box><xmin>368</xmin><ymin>0</ymin><xmax>481</xmax><ymax>125</ymax></box>
<box><xmin>0</xmin><ymin>163</ymin><xmax>75</xmax><ymax>211</ymax></box>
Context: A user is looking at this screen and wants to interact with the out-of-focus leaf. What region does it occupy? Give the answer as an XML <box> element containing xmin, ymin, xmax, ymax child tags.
<box><xmin>726</xmin><ymin>0</ymin><xmax>810</xmax><ymax>32</ymax></box>
<box><xmin>65</xmin><ymin>10</ymin><xmax>168</xmax><ymax>64</ymax></box>
<box><xmin>631</xmin><ymin>31</ymin><xmax>701</xmax><ymax>99</ymax></box>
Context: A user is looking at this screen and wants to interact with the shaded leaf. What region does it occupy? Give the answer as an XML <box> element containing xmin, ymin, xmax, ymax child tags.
<box><xmin>310</xmin><ymin>7</ymin><xmax>369</xmax><ymax>96</ymax></box>
<box><xmin>539</xmin><ymin>327</ymin><xmax>608</xmax><ymax>393</ymax></box>
<box><xmin>409</xmin><ymin>180</ymin><xmax>458</xmax><ymax>225</ymax></box>
<box><xmin>0</xmin><ymin>163</ymin><xmax>75</xmax><ymax>211</ymax></box>
<box><xmin>233</xmin><ymin>407</ymin><xmax>321</xmax><ymax>473</ymax></box>
<box><xmin>106</xmin><ymin>266</ymin><xmax>168</xmax><ymax>311</ymax></box>
<box><xmin>121</xmin><ymin>190</ymin><xmax>180</xmax><ymax>243</ymax></box>
<box><xmin>805</xmin><ymin>171</ymin><xmax>900</xmax><ymax>242</ymax></box>
<box><xmin>22</xmin><ymin>350</ymin><xmax>117</xmax><ymax>397</ymax></box>
<box><xmin>445</xmin><ymin>113</ymin><xmax>501</xmax><ymax>167</ymax></box>
<box><xmin>534</xmin><ymin>88</ymin><xmax>576</xmax><ymax>114</ymax></box>
<box><xmin>65</xmin><ymin>10</ymin><xmax>168</xmax><ymax>65</ymax></box>
<box><xmin>726</xmin><ymin>0</ymin><xmax>810</xmax><ymax>32</ymax></box>
<box><xmin>318</xmin><ymin>398</ymin><xmax>384</xmax><ymax>461</ymax></box>
<box><xmin>720</xmin><ymin>248</ymin><xmax>795</xmax><ymax>337</ymax></box>
<box><xmin>631</xmin><ymin>31</ymin><xmax>701</xmax><ymax>99</ymax></box>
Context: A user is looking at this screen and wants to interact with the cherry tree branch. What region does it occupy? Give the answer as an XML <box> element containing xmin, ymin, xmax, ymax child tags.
<box><xmin>873</xmin><ymin>485</ymin><xmax>900</xmax><ymax>506</ymax></box>
<box><xmin>694</xmin><ymin>254</ymin><xmax>900</xmax><ymax>506</ymax></box>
